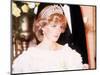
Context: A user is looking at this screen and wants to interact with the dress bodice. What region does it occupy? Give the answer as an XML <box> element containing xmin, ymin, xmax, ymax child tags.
<box><xmin>12</xmin><ymin>44</ymin><xmax>84</xmax><ymax>74</ymax></box>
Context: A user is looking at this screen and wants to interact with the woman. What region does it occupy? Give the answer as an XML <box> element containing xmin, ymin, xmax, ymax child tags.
<box><xmin>12</xmin><ymin>4</ymin><xmax>87</xmax><ymax>74</ymax></box>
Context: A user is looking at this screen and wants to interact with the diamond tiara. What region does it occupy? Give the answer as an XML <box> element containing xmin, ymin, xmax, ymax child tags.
<box><xmin>38</xmin><ymin>5</ymin><xmax>64</xmax><ymax>19</ymax></box>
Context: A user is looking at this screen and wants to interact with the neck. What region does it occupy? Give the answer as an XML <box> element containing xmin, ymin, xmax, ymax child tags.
<box><xmin>38</xmin><ymin>37</ymin><xmax>58</xmax><ymax>50</ymax></box>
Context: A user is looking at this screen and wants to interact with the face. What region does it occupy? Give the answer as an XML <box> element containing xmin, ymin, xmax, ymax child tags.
<box><xmin>42</xmin><ymin>22</ymin><xmax>64</xmax><ymax>42</ymax></box>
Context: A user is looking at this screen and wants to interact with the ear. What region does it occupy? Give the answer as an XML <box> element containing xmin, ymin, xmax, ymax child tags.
<box><xmin>41</xmin><ymin>26</ymin><xmax>48</xmax><ymax>35</ymax></box>
<box><xmin>41</xmin><ymin>26</ymin><xmax>47</xmax><ymax>31</ymax></box>
<box><xmin>41</xmin><ymin>27</ymin><xmax>45</xmax><ymax>32</ymax></box>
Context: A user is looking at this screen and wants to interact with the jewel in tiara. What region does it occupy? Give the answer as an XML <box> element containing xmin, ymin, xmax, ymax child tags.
<box><xmin>38</xmin><ymin>5</ymin><xmax>64</xmax><ymax>18</ymax></box>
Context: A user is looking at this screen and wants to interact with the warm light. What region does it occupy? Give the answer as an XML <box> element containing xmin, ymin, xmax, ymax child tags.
<box><xmin>26</xmin><ymin>2</ymin><xmax>35</xmax><ymax>9</ymax></box>
<box><xmin>21</xmin><ymin>4</ymin><xmax>29</xmax><ymax>13</ymax></box>
<box><xmin>21</xmin><ymin>18</ymin><xmax>28</xmax><ymax>31</ymax></box>
<box><xmin>83</xmin><ymin>16</ymin><xmax>88</xmax><ymax>24</ymax></box>
<box><xmin>12</xmin><ymin>2</ymin><xmax>21</xmax><ymax>17</ymax></box>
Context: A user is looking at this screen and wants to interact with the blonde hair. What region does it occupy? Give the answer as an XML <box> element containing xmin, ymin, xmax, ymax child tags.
<box><xmin>33</xmin><ymin>5</ymin><xmax>67</xmax><ymax>42</ymax></box>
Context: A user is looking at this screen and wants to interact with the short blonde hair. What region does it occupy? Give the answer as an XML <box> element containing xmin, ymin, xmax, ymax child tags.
<box><xmin>33</xmin><ymin>5</ymin><xmax>67</xmax><ymax>42</ymax></box>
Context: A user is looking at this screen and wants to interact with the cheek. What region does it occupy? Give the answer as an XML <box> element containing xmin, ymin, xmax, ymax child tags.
<box><xmin>44</xmin><ymin>28</ymin><xmax>53</xmax><ymax>37</ymax></box>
